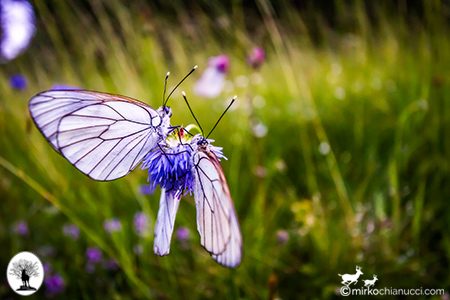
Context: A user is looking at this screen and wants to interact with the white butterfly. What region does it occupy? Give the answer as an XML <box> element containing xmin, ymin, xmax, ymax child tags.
<box><xmin>29</xmin><ymin>89</ymin><xmax>172</xmax><ymax>181</ymax></box>
<box><xmin>191</xmin><ymin>135</ymin><xmax>242</xmax><ymax>267</ymax></box>
<box><xmin>149</xmin><ymin>125</ymin><xmax>242</xmax><ymax>268</ymax></box>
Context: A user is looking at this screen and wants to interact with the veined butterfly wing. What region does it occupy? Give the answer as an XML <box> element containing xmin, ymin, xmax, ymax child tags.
<box><xmin>29</xmin><ymin>90</ymin><xmax>171</xmax><ymax>181</ymax></box>
<box><xmin>154</xmin><ymin>188</ymin><xmax>181</xmax><ymax>256</ymax></box>
<box><xmin>192</xmin><ymin>141</ymin><xmax>242</xmax><ymax>268</ymax></box>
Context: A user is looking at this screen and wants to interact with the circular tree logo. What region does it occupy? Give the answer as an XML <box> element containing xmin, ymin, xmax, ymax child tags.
<box><xmin>7</xmin><ymin>251</ymin><xmax>44</xmax><ymax>296</ymax></box>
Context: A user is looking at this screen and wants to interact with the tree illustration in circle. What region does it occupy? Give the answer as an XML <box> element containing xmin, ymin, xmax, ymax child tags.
<box><xmin>8</xmin><ymin>259</ymin><xmax>40</xmax><ymax>291</ymax></box>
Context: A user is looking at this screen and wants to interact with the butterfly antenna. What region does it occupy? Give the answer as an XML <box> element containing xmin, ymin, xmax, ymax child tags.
<box><xmin>182</xmin><ymin>91</ymin><xmax>204</xmax><ymax>136</ymax></box>
<box><xmin>164</xmin><ymin>65</ymin><xmax>198</xmax><ymax>107</ymax></box>
<box><xmin>206</xmin><ymin>96</ymin><xmax>236</xmax><ymax>139</ymax></box>
<box><xmin>162</xmin><ymin>71</ymin><xmax>170</xmax><ymax>107</ymax></box>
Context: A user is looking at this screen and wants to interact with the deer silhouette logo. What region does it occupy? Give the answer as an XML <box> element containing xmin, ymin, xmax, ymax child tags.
<box><xmin>7</xmin><ymin>252</ymin><xmax>44</xmax><ymax>295</ymax></box>
<box><xmin>363</xmin><ymin>275</ymin><xmax>378</xmax><ymax>288</ymax></box>
<box><xmin>21</xmin><ymin>269</ymin><xmax>30</xmax><ymax>288</ymax></box>
<box><xmin>338</xmin><ymin>266</ymin><xmax>363</xmax><ymax>286</ymax></box>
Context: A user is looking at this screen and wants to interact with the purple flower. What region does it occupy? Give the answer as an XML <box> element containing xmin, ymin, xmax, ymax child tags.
<box><xmin>85</xmin><ymin>262</ymin><xmax>96</xmax><ymax>274</ymax></box>
<box><xmin>0</xmin><ymin>0</ymin><xmax>35</xmax><ymax>61</ymax></box>
<box><xmin>139</xmin><ymin>184</ymin><xmax>156</xmax><ymax>195</ymax></box>
<box><xmin>276</xmin><ymin>230</ymin><xmax>289</xmax><ymax>245</ymax></box>
<box><xmin>176</xmin><ymin>227</ymin><xmax>190</xmax><ymax>240</ymax></box>
<box><xmin>210</xmin><ymin>55</ymin><xmax>229</xmax><ymax>73</ymax></box>
<box><xmin>51</xmin><ymin>84</ymin><xmax>80</xmax><ymax>90</ymax></box>
<box><xmin>102</xmin><ymin>258</ymin><xmax>119</xmax><ymax>271</ymax></box>
<box><xmin>45</xmin><ymin>274</ymin><xmax>65</xmax><ymax>297</ymax></box>
<box><xmin>9</xmin><ymin>74</ymin><xmax>27</xmax><ymax>90</ymax></box>
<box><xmin>12</xmin><ymin>220</ymin><xmax>28</xmax><ymax>236</ymax></box>
<box><xmin>104</xmin><ymin>218</ymin><xmax>122</xmax><ymax>233</ymax></box>
<box><xmin>134</xmin><ymin>212</ymin><xmax>150</xmax><ymax>237</ymax></box>
<box><xmin>247</xmin><ymin>47</ymin><xmax>265</xmax><ymax>69</ymax></box>
<box><xmin>38</xmin><ymin>246</ymin><xmax>56</xmax><ymax>257</ymax></box>
<box><xmin>141</xmin><ymin>133</ymin><xmax>195</xmax><ymax>196</ymax></box>
<box><xmin>140</xmin><ymin>128</ymin><xmax>226</xmax><ymax>198</ymax></box>
<box><xmin>43</xmin><ymin>263</ymin><xmax>52</xmax><ymax>273</ymax></box>
<box><xmin>86</xmin><ymin>247</ymin><xmax>102</xmax><ymax>263</ymax></box>
<box><xmin>194</xmin><ymin>55</ymin><xmax>229</xmax><ymax>98</ymax></box>
<box><xmin>62</xmin><ymin>223</ymin><xmax>80</xmax><ymax>240</ymax></box>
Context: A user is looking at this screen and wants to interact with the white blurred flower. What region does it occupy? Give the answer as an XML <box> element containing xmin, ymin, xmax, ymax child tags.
<box><xmin>0</xmin><ymin>0</ymin><xmax>35</xmax><ymax>62</ymax></box>
<box><xmin>252</xmin><ymin>121</ymin><xmax>267</xmax><ymax>138</ymax></box>
<box><xmin>318</xmin><ymin>141</ymin><xmax>330</xmax><ymax>155</ymax></box>
<box><xmin>194</xmin><ymin>55</ymin><xmax>229</xmax><ymax>98</ymax></box>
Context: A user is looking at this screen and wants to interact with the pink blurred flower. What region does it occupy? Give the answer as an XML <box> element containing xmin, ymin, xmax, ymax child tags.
<box><xmin>194</xmin><ymin>55</ymin><xmax>229</xmax><ymax>98</ymax></box>
<box><xmin>176</xmin><ymin>226</ymin><xmax>190</xmax><ymax>241</ymax></box>
<box><xmin>247</xmin><ymin>47</ymin><xmax>265</xmax><ymax>69</ymax></box>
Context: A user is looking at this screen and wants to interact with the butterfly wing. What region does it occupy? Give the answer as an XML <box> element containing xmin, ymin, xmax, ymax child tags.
<box><xmin>154</xmin><ymin>188</ymin><xmax>181</xmax><ymax>256</ymax></box>
<box><xmin>193</xmin><ymin>149</ymin><xmax>242</xmax><ymax>268</ymax></box>
<box><xmin>29</xmin><ymin>90</ymin><xmax>166</xmax><ymax>181</ymax></box>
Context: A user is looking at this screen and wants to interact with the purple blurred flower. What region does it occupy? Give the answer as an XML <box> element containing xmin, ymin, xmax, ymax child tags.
<box><xmin>45</xmin><ymin>274</ymin><xmax>65</xmax><ymax>297</ymax></box>
<box><xmin>62</xmin><ymin>223</ymin><xmax>80</xmax><ymax>240</ymax></box>
<box><xmin>43</xmin><ymin>263</ymin><xmax>52</xmax><ymax>273</ymax></box>
<box><xmin>139</xmin><ymin>184</ymin><xmax>156</xmax><ymax>195</ymax></box>
<box><xmin>12</xmin><ymin>220</ymin><xmax>28</xmax><ymax>236</ymax></box>
<box><xmin>38</xmin><ymin>246</ymin><xmax>56</xmax><ymax>257</ymax></box>
<box><xmin>102</xmin><ymin>258</ymin><xmax>119</xmax><ymax>271</ymax></box>
<box><xmin>194</xmin><ymin>55</ymin><xmax>229</xmax><ymax>98</ymax></box>
<box><xmin>9</xmin><ymin>74</ymin><xmax>27</xmax><ymax>90</ymax></box>
<box><xmin>104</xmin><ymin>217</ymin><xmax>122</xmax><ymax>233</ymax></box>
<box><xmin>134</xmin><ymin>212</ymin><xmax>149</xmax><ymax>237</ymax></box>
<box><xmin>51</xmin><ymin>84</ymin><xmax>80</xmax><ymax>91</ymax></box>
<box><xmin>85</xmin><ymin>262</ymin><xmax>96</xmax><ymax>274</ymax></box>
<box><xmin>86</xmin><ymin>247</ymin><xmax>102</xmax><ymax>263</ymax></box>
<box><xmin>276</xmin><ymin>230</ymin><xmax>289</xmax><ymax>245</ymax></box>
<box><xmin>247</xmin><ymin>47</ymin><xmax>265</xmax><ymax>69</ymax></box>
<box><xmin>176</xmin><ymin>227</ymin><xmax>190</xmax><ymax>241</ymax></box>
<box><xmin>0</xmin><ymin>0</ymin><xmax>35</xmax><ymax>61</ymax></box>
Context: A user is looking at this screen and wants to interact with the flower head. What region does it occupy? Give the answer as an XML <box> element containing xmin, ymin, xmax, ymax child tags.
<box><xmin>102</xmin><ymin>258</ymin><xmax>119</xmax><ymax>271</ymax></box>
<box><xmin>104</xmin><ymin>217</ymin><xmax>122</xmax><ymax>233</ymax></box>
<box><xmin>247</xmin><ymin>47</ymin><xmax>265</xmax><ymax>69</ymax></box>
<box><xmin>86</xmin><ymin>247</ymin><xmax>102</xmax><ymax>263</ymax></box>
<box><xmin>9</xmin><ymin>74</ymin><xmax>27</xmax><ymax>90</ymax></box>
<box><xmin>12</xmin><ymin>220</ymin><xmax>28</xmax><ymax>236</ymax></box>
<box><xmin>276</xmin><ymin>230</ymin><xmax>289</xmax><ymax>245</ymax></box>
<box><xmin>45</xmin><ymin>274</ymin><xmax>65</xmax><ymax>297</ymax></box>
<box><xmin>134</xmin><ymin>212</ymin><xmax>150</xmax><ymax>237</ymax></box>
<box><xmin>194</xmin><ymin>55</ymin><xmax>229</xmax><ymax>98</ymax></box>
<box><xmin>141</xmin><ymin>129</ymin><xmax>195</xmax><ymax>197</ymax></box>
<box><xmin>141</xmin><ymin>128</ymin><xmax>226</xmax><ymax>197</ymax></box>
<box><xmin>176</xmin><ymin>226</ymin><xmax>190</xmax><ymax>241</ymax></box>
<box><xmin>62</xmin><ymin>223</ymin><xmax>80</xmax><ymax>240</ymax></box>
<box><xmin>209</xmin><ymin>55</ymin><xmax>229</xmax><ymax>73</ymax></box>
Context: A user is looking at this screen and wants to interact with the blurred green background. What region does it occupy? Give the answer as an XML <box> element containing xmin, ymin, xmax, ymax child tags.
<box><xmin>1</xmin><ymin>0</ymin><xmax>450</xmax><ymax>299</ymax></box>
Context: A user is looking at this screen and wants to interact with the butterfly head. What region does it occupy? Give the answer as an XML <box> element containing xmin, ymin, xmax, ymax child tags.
<box><xmin>159</xmin><ymin>106</ymin><xmax>172</xmax><ymax>118</ymax></box>
<box><xmin>196</xmin><ymin>136</ymin><xmax>209</xmax><ymax>152</ymax></box>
